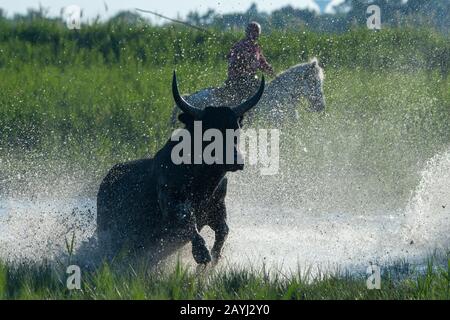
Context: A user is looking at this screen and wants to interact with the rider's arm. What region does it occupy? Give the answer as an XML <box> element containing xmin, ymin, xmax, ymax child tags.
<box><xmin>257</xmin><ymin>47</ymin><xmax>275</xmax><ymax>77</ymax></box>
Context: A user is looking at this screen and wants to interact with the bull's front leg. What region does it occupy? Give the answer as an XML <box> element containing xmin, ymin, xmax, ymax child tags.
<box><xmin>159</xmin><ymin>190</ymin><xmax>211</xmax><ymax>264</ymax></box>
<box><xmin>207</xmin><ymin>178</ymin><xmax>229</xmax><ymax>264</ymax></box>
<box><xmin>190</xmin><ymin>225</ymin><xmax>211</xmax><ymax>265</ymax></box>
<box><xmin>179</xmin><ymin>205</ymin><xmax>211</xmax><ymax>264</ymax></box>
<box><xmin>178</xmin><ymin>205</ymin><xmax>211</xmax><ymax>265</ymax></box>
<box><xmin>209</xmin><ymin>201</ymin><xmax>229</xmax><ymax>263</ymax></box>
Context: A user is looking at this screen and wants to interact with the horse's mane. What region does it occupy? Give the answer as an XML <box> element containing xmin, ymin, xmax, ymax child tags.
<box><xmin>275</xmin><ymin>58</ymin><xmax>324</xmax><ymax>82</ymax></box>
<box><xmin>172</xmin><ymin>58</ymin><xmax>325</xmax><ymax>124</ymax></box>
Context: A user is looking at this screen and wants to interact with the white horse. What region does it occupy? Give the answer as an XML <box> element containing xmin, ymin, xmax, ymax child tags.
<box><xmin>171</xmin><ymin>58</ymin><xmax>325</xmax><ymax>125</ymax></box>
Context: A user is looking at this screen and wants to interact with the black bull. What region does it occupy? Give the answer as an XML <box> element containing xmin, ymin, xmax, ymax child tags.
<box><xmin>96</xmin><ymin>72</ymin><xmax>265</xmax><ymax>264</ymax></box>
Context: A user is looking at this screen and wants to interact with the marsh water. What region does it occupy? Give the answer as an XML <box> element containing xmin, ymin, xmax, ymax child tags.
<box><xmin>1</xmin><ymin>83</ymin><xmax>449</xmax><ymax>273</ymax></box>
<box><xmin>0</xmin><ymin>142</ymin><xmax>448</xmax><ymax>275</ymax></box>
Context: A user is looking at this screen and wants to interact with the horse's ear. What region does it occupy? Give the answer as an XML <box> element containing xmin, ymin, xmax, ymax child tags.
<box><xmin>310</xmin><ymin>58</ymin><xmax>319</xmax><ymax>68</ymax></box>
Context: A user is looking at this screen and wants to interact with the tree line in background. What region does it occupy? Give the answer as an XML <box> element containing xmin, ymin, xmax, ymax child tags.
<box><xmin>0</xmin><ymin>0</ymin><xmax>449</xmax><ymax>34</ymax></box>
<box><xmin>0</xmin><ymin>0</ymin><xmax>448</xmax><ymax>77</ymax></box>
<box><xmin>187</xmin><ymin>0</ymin><xmax>450</xmax><ymax>35</ymax></box>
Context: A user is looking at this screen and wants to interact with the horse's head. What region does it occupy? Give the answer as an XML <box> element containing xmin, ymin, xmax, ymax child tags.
<box><xmin>301</xmin><ymin>58</ymin><xmax>325</xmax><ymax>112</ymax></box>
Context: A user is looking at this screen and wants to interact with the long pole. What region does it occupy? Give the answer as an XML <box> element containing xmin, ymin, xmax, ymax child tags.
<box><xmin>135</xmin><ymin>8</ymin><xmax>210</xmax><ymax>33</ymax></box>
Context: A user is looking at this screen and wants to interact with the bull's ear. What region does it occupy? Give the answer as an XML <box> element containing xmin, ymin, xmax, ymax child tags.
<box><xmin>178</xmin><ymin>112</ymin><xmax>194</xmax><ymax>125</ymax></box>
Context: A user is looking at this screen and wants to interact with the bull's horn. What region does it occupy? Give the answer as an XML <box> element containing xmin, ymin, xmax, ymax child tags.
<box><xmin>232</xmin><ymin>76</ymin><xmax>265</xmax><ymax>116</ymax></box>
<box><xmin>172</xmin><ymin>71</ymin><xmax>203</xmax><ymax>118</ymax></box>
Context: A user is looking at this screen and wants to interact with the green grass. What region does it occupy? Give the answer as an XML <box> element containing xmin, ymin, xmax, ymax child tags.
<box><xmin>0</xmin><ymin>22</ymin><xmax>449</xmax><ymax>299</ymax></box>
<box><xmin>1</xmin><ymin>64</ymin><xmax>448</xmax><ymax>162</ymax></box>
<box><xmin>0</xmin><ymin>257</ymin><xmax>449</xmax><ymax>300</ymax></box>
<box><xmin>0</xmin><ymin>25</ymin><xmax>448</xmax><ymax>172</ymax></box>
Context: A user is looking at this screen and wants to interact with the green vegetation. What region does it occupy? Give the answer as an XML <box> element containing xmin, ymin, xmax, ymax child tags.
<box><xmin>0</xmin><ymin>22</ymin><xmax>448</xmax><ymax>168</ymax></box>
<box><xmin>0</xmin><ymin>16</ymin><xmax>449</xmax><ymax>300</ymax></box>
<box><xmin>0</xmin><ymin>257</ymin><xmax>449</xmax><ymax>299</ymax></box>
<box><xmin>185</xmin><ymin>0</ymin><xmax>450</xmax><ymax>35</ymax></box>
<box><xmin>0</xmin><ymin>19</ymin><xmax>448</xmax><ymax>207</ymax></box>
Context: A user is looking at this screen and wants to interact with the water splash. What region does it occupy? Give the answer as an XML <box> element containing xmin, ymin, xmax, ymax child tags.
<box><xmin>402</xmin><ymin>150</ymin><xmax>450</xmax><ymax>249</ymax></box>
<box><xmin>216</xmin><ymin>147</ymin><xmax>450</xmax><ymax>272</ymax></box>
<box><xmin>0</xmin><ymin>197</ymin><xmax>95</xmax><ymax>262</ymax></box>
<box><xmin>0</xmin><ymin>148</ymin><xmax>448</xmax><ymax>274</ymax></box>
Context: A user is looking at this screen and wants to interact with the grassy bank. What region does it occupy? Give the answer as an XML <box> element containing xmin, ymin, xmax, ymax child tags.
<box><xmin>0</xmin><ymin>258</ymin><xmax>449</xmax><ymax>300</ymax></box>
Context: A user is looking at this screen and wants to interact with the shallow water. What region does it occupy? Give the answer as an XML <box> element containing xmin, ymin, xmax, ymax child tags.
<box><xmin>220</xmin><ymin>206</ymin><xmax>448</xmax><ymax>273</ymax></box>
<box><xmin>0</xmin><ymin>199</ymin><xmax>447</xmax><ymax>274</ymax></box>
<box><xmin>0</xmin><ymin>150</ymin><xmax>448</xmax><ymax>273</ymax></box>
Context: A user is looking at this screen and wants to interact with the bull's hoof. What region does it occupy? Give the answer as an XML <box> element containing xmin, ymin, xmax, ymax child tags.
<box><xmin>211</xmin><ymin>256</ymin><xmax>220</xmax><ymax>266</ymax></box>
<box><xmin>195</xmin><ymin>263</ymin><xmax>208</xmax><ymax>274</ymax></box>
<box><xmin>192</xmin><ymin>244</ymin><xmax>211</xmax><ymax>265</ymax></box>
<box><xmin>211</xmin><ymin>250</ymin><xmax>222</xmax><ymax>265</ymax></box>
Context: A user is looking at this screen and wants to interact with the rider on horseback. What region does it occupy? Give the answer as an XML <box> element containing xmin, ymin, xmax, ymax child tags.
<box><xmin>223</xmin><ymin>22</ymin><xmax>275</xmax><ymax>104</ymax></box>
<box><xmin>170</xmin><ymin>23</ymin><xmax>324</xmax><ymax>125</ymax></box>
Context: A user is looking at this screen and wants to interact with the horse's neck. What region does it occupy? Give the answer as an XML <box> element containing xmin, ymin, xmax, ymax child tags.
<box><xmin>267</xmin><ymin>71</ymin><xmax>304</xmax><ymax>104</ymax></box>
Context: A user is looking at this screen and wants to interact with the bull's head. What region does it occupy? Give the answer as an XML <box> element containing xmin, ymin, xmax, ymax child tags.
<box><xmin>172</xmin><ymin>71</ymin><xmax>265</xmax><ymax>172</ymax></box>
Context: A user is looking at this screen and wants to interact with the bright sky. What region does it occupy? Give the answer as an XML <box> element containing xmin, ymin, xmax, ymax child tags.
<box><xmin>0</xmin><ymin>0</ymin><xmax>344</xmax><ymax>21</ymax></box>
